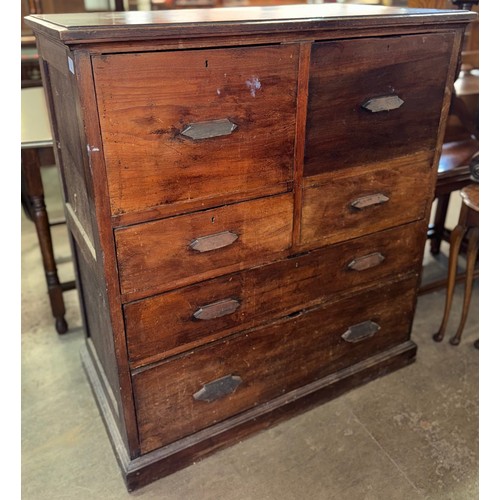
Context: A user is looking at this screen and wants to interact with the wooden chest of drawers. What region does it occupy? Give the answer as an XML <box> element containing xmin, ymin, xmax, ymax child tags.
<box><xmin>26</xmin><ymin>4</ymin><xmax>474</xmax><ymax>491</ymax></box>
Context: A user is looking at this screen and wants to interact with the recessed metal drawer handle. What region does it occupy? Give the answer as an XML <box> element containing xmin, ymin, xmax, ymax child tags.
<box><xmin>347</xmin><ymin>252</ymin><xmax>385</xmax><ymax>272</ymax></box>
<box><xmin>350</xmin><ymin>193</ymin><xmax>389</xmax><ymax>210</ymax></box>
<box><xmin>193</xmin><ymin>375</ymin><xmax>242</xmax><ymax>402</ymax></box>
<box><xmin>189</xmin><ymin>230</ymin><xmax>239</xmax><ymax>253</ymax></box>
<box><xmin>193</xmin><ymin>298</ymin><xmax>241</xmax><ymax>321</ymax></box>
<box><xmin>180</xmin><ymin>118</ymin><xmax>237</xmax><ymax>140</ymax></box>
<box><xmin>342</xmin><ymin>320</ymin><xmax>381</xmax><ymax>343</ymax></box>
<box><xmin>361</xmin><ymin>95</ymin><xmax>404</xmax><ymax>113</ymax></box>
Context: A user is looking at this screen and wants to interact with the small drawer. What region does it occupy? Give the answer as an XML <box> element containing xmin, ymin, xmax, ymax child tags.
<box><xmin>299</xmin><ymin>156</ymin><xmax>433</xmax><ymax>248</ymax></box>
<box><xmin>115</xmin><ymin>193</ymin><xmax>293</xmax><ymax>299</ymax></box>
<box><xmin>125</xmin><ymin>222</ymin><xmax>424</xmax><ymax>366</ymax></box>
<box><xmin>133</xmin><ymin>275</ymin><xmax>418</xmax><ymax>453</ymax></box>
<box><xmin>93</xmin><ymin>45</ymin><xmax>299</xmax><ymax>219</ymax></box>
<box><xmin>304</xmin><ymin>32</ymin><xmax>454</xmax><ymax>176</ymax></box>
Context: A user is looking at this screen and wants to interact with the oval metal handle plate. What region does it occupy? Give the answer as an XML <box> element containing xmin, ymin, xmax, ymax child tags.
<box><xmin>180</xmin><ymin>118</ymin><xmax>237</xmax><ymax>140</ymax></box>
<box><xmin>189</xmin><ymin>230</ymin><xmax>239</xmax><ymax>253</ymax></box>
<box><xmin>342</xmin><ymin>320</ymin><xmax>381</xmax><ymax>343</ymax></box>
<box><xmin>348</xmin><ymin>252</ymin><xmax>385</xmax><ymax>272</ymax></box>
<box><xmin>350</xmin><ymin>193</ymin><xmax>389</xmax><ymax>210</ymax></box>
<box><xmin>361</xmin><ymin>95</ymin><xmax>404</xmax><ymax>113</ymax></box>
<box><xmin>193</xmin><ymin>375</ymin><xmax>242</xmax><ymax>402</ymax></box>
<box><xmin>193</xmin><ymin>298</ymin><xmax>241</xmax><ymax>321</ymax></box>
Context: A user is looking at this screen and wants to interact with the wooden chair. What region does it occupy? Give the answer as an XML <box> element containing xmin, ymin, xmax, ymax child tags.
<box><xmin>428</xmin><ymin>109</ymin><xmax>478</xmax><ymax>258</ymax></box>
<box><xmin>433</xmin><ymin>183</ymin><xmax>478</xmax><ymax>346</ymax></box>
<box><xmin>21</xmin><ymin>87</ymin><xmax>76</xmax><ymax>334</ymax></box>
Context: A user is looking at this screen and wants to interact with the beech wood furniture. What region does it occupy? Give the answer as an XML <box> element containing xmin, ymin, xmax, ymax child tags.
<box><xmin>21</xmin><ymin>86</ymin><xmax>76</xmax><ymax>334</ymax></box>
<box><xmin>433</xmin><ymin>183</ymin><xmax>478</xmax><ymax>346</ymax></box>
<box><xmin>25</xmin><ymin>4</ymin><xmax>475</xmax><ymax>491</ymax></box>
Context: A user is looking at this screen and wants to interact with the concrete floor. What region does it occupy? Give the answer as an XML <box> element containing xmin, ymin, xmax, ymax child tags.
<box><xmin>21</xmin><ymin>166</ymin><xmax>479</xmax><ymax>499</ymax></box>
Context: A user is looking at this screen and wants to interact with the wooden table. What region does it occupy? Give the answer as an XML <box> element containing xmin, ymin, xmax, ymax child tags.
<box><xmin>21</xmin><ymin>87</ymin><xmax>75</xmax><ymax>334</ymax></box>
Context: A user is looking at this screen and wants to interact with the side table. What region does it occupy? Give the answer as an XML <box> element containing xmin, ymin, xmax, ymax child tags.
<box><xmin>21</xmin><ymin>86</ymin><xmax>75</xmax><ymax>334</ymax></box>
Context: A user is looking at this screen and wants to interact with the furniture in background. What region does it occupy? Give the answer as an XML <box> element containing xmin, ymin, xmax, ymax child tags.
<box><xmin>26</xmin><ymin>4</ymin><xmax>474</xmax><ymax>491</ymax></box>
<box><xmin>429</xmin><ymin>0</ymin><xmax>479</xmax><ymax>258</ymax></box>
<box><xmin>21</xmin><ymin>87</ymin><xmax>76</xmax><ymax>334</ymax></box>
<box><xmin>21</xmin><ymin>37</ymin><xmax>43</xmax><ymax>88</ymax></box>
<box><xmin>433</xmin><ymin>183</ymin><xmax>478</xmax><ymax>345</ymax></box>
<box><xmin>412</xmin><ymin>0</ymin><xmax>479</xmax><ymax>295</ymax></box>
<box><xmin>425</xmin><ymin>73</ymin><xmax>479</xmax><ymax>263</ymax></box>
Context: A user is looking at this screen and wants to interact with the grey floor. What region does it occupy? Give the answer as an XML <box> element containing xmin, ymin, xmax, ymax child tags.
<box><xmin>21</xmin><ymin>166</ymin><xmax>479</xmax><ymax>499</ymax></box>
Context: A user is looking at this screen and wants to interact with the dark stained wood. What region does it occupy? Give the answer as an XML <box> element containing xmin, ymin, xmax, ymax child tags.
<box><xmin>73</xmin><ymin>243</ymin><xmax>121</xmax><ymax>415</ymax></box>
<box><xmin>93</xmin><ymin>45</ymin><xmax>298</xmax><ymax>219</ymax></box>
<box><xmin>20</xmin><ymin>83</ymin><xmax>74</xmax><ymax>333</ymax></box>
<box><xmin>71</xmin><ymin>50</ymin><xmax>144</xmax><ymax>458</ymax></box>
<box><xmin>115</xmin><ymin>193</ymin><xmax>293</xmax><ymax>300</ymax></box>
<box><xmin>24</xmin><ymin>5</ymin><xmax>475</xmax><ymax>44</ymax></box>
<box><xmin>82</xmin><ymin>337</ymin><xmax>416</xmax><ymax>491</ymax></box>
<box><xmin>433</xmin><ymin>183</ymin><xmax>478</xmax><ymax>346</ymax></box>
<box><xmin>133</xmin><ymin>276</ymin><xmax>418</xmax><ymax>453</ymax></box>
<box><xmin>125</xmin><ymin>222</ymin><xmax>424</xmax><ymax>367</ymax></box>
<box><xmin>300</xmin><ymin>153</ymin><xmax>434</xmax><ymax>249</ymax></box>
<box><xmin>304</xmin><ymin>33</ymin><xmax>455</xmax><ymax>176</ymax></box>
<box><xmin>429</xmin><ymin>139</ymin><xmax>478</xmax><ymax>255</ymax></box>
<box><xmin>291</xmin><ymin>42</ymin><xmax>311</xmax><ymax>247</ymax></box>
<box><xmin>21</xmin><ymin>146</ymin><xmax>69</xmax><ymax>334</ymax></box>
<box><xmin>42</xmin><ymin>57</ymin><xmax>97</xmax><ymax>249</ymax></box>
<box><xmin>38</xmin><ymin>41</ymin><xmax>141</xmax><ymax>456</ymax></box>
<box><xmin>25</xmin><ymin>6</ymin><xmax>472</xmax><ymax>491</ymax></box>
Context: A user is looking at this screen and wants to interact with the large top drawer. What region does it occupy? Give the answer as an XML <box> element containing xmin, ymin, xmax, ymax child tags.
<box><xmin>304</xmin><ymin>33</ymin><xmax>455</xmax><ymax>176</ymax></box>
<box><xmin>93</xmin><ymin>45</ymin><xmax>298</xmax><ymax>218</ymax></box>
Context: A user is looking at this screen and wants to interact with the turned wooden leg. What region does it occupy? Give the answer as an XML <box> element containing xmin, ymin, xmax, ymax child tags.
<box><xmin>22</xmin><ymin>148</ymin><xmax>68</xmax><ymax>334</ymax></box>
<box><xmin>433</xmin><ymin>223</ymin><xmax>467</xmax><ymax>342</ymax></box>
<box><xmin>430</xmin><ymin>194</ymin><xmax>451</xmax><ymax>255</ymax></box>
<box><xmin>450</xmin><ymin>227</ymin><xmax>479</xmax><ymax>346</ymax></box>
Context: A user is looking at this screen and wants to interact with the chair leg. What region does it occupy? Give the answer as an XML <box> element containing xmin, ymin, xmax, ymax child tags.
<box><xmin>450</xmin><ymin>227</ymin><xmax>479</xmax><ymax>346</ymax></box>
<box><xmin>430</xmin><ymin>194</ymin><xmax>450</xmax><ymax>255</ymax></box>
<box><xmin>433</xmin><ymin>223</ymin><xmax>467</xmax><ymax>342</ymax></box>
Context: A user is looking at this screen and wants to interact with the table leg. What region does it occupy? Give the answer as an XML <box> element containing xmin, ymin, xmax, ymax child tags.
<box><xmin>22</xmin><ymin>148</ymin><xmax>68</xmax><ymax>334</ymax></box>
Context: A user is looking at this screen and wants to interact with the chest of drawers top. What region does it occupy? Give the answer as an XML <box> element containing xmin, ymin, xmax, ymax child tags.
<box><xmin>26</xmin><ymin>3</ymin><xmax>473</xmax><ymax>43</ymax></box>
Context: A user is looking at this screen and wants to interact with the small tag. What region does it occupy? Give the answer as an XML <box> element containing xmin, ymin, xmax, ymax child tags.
<box><xmin>68</xmin><ymin>56</ymin><xmax>75</xmax><ymax>74</ymax></box>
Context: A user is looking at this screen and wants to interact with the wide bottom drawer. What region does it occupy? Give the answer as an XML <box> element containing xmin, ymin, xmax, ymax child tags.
<box><xmin>133</xmin><ymin>275</ymin><xmax>418</xmax><ymax>454</ymax></box>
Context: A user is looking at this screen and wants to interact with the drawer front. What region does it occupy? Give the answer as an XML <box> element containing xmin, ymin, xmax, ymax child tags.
<box><xmin>304</xmin><ymin>33</ymin><xmax>454</xmax><ymax>176</ymax></box>
<box><xmin>115</xmin><ymin>193</ymin><xmax>293</xmax><ymax>298</ymax></box>
<box><xmin>93</xmin><ymin>45</ymin><xmax>298</xmax><ymax>218</ymax></box>
<box><xmin>300</xmin><ymin>156</ymin><xmax>433</xmax><ymax>248</ymax></box>
<box><xmin>125</xmin><ymin>222</ymin><xmax>424</xmax><ymax>366</ymax></box>
<box><xmin>133</xmin><ymin>276</ymin><xmax>418</xmax><ymax>453</ymax></box>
